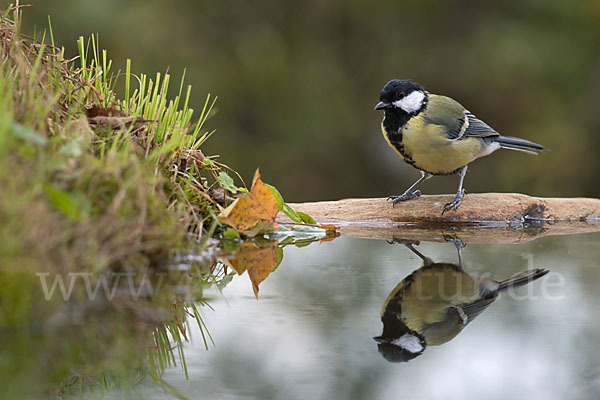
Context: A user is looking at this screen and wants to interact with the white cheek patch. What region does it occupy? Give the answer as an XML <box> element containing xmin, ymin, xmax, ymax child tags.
<box><xmin>391</xmin><ymin>333</ymin><xmax>424</xmax><ymax>353</ymax></box>
<box><xmin>392</xmin><ymin>90</ymin><xmax>425</xmax><ymax>113</ymax></box>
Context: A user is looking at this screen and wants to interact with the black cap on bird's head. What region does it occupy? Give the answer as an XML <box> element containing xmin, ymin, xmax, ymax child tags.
<box><xmin>375</xmin><ymin>79</ymin><xmax>427</xmax><ymax>115</ymax></box>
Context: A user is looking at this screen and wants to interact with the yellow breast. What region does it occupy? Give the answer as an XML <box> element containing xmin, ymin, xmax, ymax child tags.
<box><xmin>401</xmin><ymin>268</ymin><xmax>480</xmax><ymax>344</ymax></box>
<box><xmin>391</xmin><ymin>117</ymin><xmax>484</xmax><ymax>174</ymax></box>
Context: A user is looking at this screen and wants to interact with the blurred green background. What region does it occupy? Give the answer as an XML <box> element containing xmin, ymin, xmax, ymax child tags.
<box><xmin>20</xmin><ymin>0</ymin><xmax>600</xmax><ymax>201</ymax></box>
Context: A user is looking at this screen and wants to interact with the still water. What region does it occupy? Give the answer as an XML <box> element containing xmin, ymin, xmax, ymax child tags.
<box><xmin>147</xmin><ymin>232</ymin><xmax>600</xmax><ymax>400</ymax></box>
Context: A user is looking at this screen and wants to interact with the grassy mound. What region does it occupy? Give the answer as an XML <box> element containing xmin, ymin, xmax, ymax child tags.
<box><xmin>0</xmin><ymin>5</ymin><xmax>254</xmax><ymax>398</ymax></box>
<box><xmin>0</xmin><ymin>5</ymin><xmax>243</xmax><ymax>292</ymax></box>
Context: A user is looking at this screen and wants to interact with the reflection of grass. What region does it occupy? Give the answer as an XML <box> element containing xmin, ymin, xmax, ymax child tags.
<box><xmin>41</xmin><ymin>267</ymin><xmax>224</xmax><ymax>399</ymax></box>
<box><xmin>0</xmin><ymin>4</ymin><xmax>244</xmax><ymax>399</ymax></box>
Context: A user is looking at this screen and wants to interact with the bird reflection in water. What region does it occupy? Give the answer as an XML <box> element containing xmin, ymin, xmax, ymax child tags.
<box><xmin>374</xmin><ymin>238</ymin><xmax>548</xmax><ymax>362</ymax></box>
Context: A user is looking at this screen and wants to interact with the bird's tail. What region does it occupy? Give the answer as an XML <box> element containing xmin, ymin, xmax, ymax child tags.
<box><xmin>494</xmin><ymin>136</ymin><xmax>547</xmax><ymax>155</ymax></box>
<box><xmin>498</xmin><ymin>268</ymin><xmax>549</xmax><ymax>291</ymax></box>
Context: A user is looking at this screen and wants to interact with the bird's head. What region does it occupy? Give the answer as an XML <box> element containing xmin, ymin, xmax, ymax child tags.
<box><xmin>375</xmin><ymin>79</ymin><xmax>427</xmax><ymax>115</ymax></box>
<box><xmin>374</xmin><ymin>311</ymin><xmax>427</xmax><ymax>363</ymax></box>
<box><xmin>374</xmin><ymin>332</ymin><xmax>426</xmax><ymax>363</ymax></box>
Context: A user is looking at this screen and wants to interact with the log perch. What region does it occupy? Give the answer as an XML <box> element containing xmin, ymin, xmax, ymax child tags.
<box><xmin>279</xmin><ymin>193</ymin><xmax>600</xmax><ymax>244</ymax></box>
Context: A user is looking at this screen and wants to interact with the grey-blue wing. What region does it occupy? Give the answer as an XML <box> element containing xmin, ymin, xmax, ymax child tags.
<box><xmin>459</xmin><ymin>296</ymin><xmax>497</xmax><ymax>323</ymax></box>
<box><xmin>419</xmin><ymin>297</ymin><xmax>497</xmax><ymax>346</ymax></box>
<box><xmin>423</xmin><ymin>95</ymin><xmax>499</xmax><ymax>140</ymax></box>
<box><xmin>446</xmin><ymin>111</ymin><xmax>499</xmax><ymax>140</ymax></box>
<box><xmin>462</xmin><ymin>111</ymin><xmax>499</xmax><ymax>139</ymax></box>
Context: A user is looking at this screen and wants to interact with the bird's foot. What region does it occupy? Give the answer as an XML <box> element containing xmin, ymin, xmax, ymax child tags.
<box><xmin>442</xmin><ymin>234</ymin><xmax>465</xmax><ymax>250</ymax></box>
<box><xmin>387</xmin><ymin>236</ymin><xmax>421</xmax><ymax>246</ymax></box>
<box><xmin>442</xmin><ymin>189</ymin><xmax>465</xmax><ymax>214</ymax></box>
<box><xmin>442</xmin><ymin>234</ymin><xmax>466</xmax><ymax>267</ymax></box>
<box><xmin>387</xmin><ymin>190</ymin><xmax>421</xmax><ymax>207</ymax></box>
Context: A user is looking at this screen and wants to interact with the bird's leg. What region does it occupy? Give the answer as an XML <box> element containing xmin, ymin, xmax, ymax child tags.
<box><xmin>387</xmin><ymin>237</ymin><xmax>434</xmax><ymax>266</ymax></box>
<box><xmin>442</xmin><ymin>166</ymin><xmax>467</xmax><ymax>213</ymax></box>
<box><xmin>403</xmin><ymin>242</ymin><xmax>434</xmax><ymax>266</ymax></box>
<box><xmin>443</xmin><ymin>234</ymin><xmax>466</xmax><ymax>267</ymax></box>
<box><xmin>388</xmin><ymin>171</ymin><xmax>432</xmax><ymax>206</ymax></box>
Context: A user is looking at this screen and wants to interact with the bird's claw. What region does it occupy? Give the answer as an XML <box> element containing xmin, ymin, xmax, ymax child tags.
<box><xmin>387</xmin><ymin>237</ymin><xmax>421</xmax><ymax>246</ymax></box>
<box><xmin>387</xmin><ymin>190</ymin><xmax>421</xmax><ymax>207</ymax></box>
<box><xmin>442</xmin><ymin>234</ymin><xmax>465</xmax><ymax>250</ymax></box>
<box><xmin>442</xmin><ymin>189</ymin><xmax>465</xmax><ymax>214</ymax></box>
<box><xmin>442</xmin><ymin>234</ymin><xmax>466</xmax><ymax>267</ymax></box>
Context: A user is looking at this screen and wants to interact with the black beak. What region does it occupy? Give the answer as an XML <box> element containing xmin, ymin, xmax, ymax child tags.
<box><xmin>374</xmin><ymin>101</ymin><xmax>390</xmax><ymax>111</ymax></box>
<box><xmin>373</xmin><ymin>336</ymin><xmax>388</xmax><ymax>344</ymax></box>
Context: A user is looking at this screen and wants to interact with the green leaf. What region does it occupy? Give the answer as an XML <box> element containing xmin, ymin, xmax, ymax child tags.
<box><xmin>279</xmin><ymin>236</ymin><xmax>295</xmax><ymax>245</ymax></box>
<box><xmin>222</xmin><ymin>227</ymin><xmax>243</xmax><ymax>251</ymax></box>
<box><xmin>281</xmin><ymin>203</ymin><xmax>316</xmax><ymax>225</ymax></box>
<box><xmin>222</xmin><ymin>238</ymin><xmax>241</xmax><ymax>253</ymax></box>
<box><xmin>283</xmin><ymin>204</ymin><xmax>300</xmax><ymax>222</ymax></box>
<box><xmin>295</xmin><ymin>241</ymin><xmax>314</xmax><ymax>248</ymax></box>
<box><xmin>223</xmin><ymin>227</ymin><xmax>241</xmax><ymax>239</ymax></box>
<box><xmin>265</xmin><ymin>184</ymin><xmax>284</xmax><ymax>212</ymax></box>
<box><xmin>217</xmin><ymin>272</ymin><xmax>235</xmax><ymax>290</ymax></box>
<box><xmin>296</xmin><ymin>211</ymin><xmax>316</xmax><ymax>225</ymax></box>
<box><xmin>264</xmin><ymin>182</ymin><xmax>318</xmax><ymax>225</ymax></box>
<box><xmin>273</xmin><ymin>247</ymin><xmax>284</xmax><ymax>271</ymax></box>
<box><xmin>217</xmin><ymin>171</ymin><xmax>237</xmax><ymax>193</ymax></box>
<box><xmin>202</xmin><ymin>158</ymin><xmax>215</xmax><ymax>167</ymax></box>
<box><xmin>44</xmin><ymin>185</ymin><xmax>89</xmax><ymax>221</ymax></box>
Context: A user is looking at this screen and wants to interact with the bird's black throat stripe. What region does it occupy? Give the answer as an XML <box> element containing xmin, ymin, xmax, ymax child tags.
<box><xmin>383</xmin><ymin>109</ymin><xmax>415</xmax><ymax>166</ymax></box>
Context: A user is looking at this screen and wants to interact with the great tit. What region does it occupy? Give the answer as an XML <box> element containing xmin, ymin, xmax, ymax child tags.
<box><xmin>374</xmin><ymin>241</ymin><xmax>548</xmax><ymax>363</ymax></box>
<box><xmin>375</xmin><ymin>80</ymin><xmax>547</xmax><ymax>213</ymax></box>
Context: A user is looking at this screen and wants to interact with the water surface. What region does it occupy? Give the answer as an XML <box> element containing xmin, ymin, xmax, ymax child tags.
<box><xmin>151</xmin><ymin>232</ymin><xmax>600</xmax><ymax>400</ymax></box>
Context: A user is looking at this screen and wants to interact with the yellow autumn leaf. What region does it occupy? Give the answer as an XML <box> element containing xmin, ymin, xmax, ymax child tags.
<box><xmin>226</xmin><ymin>241</ymin><xmax>279</xmax><ymax>298</ymax></box>
<box><xmin>219</xmin><ymin>169</ymin><xmax>278</xmax><ymax>234</ymax></box>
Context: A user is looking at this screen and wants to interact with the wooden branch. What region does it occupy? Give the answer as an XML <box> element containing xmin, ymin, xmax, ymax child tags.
<box><xmin>279</xmin><ymin>193</ymin><xmax>600</xmax><ymax>244</ymax></box>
